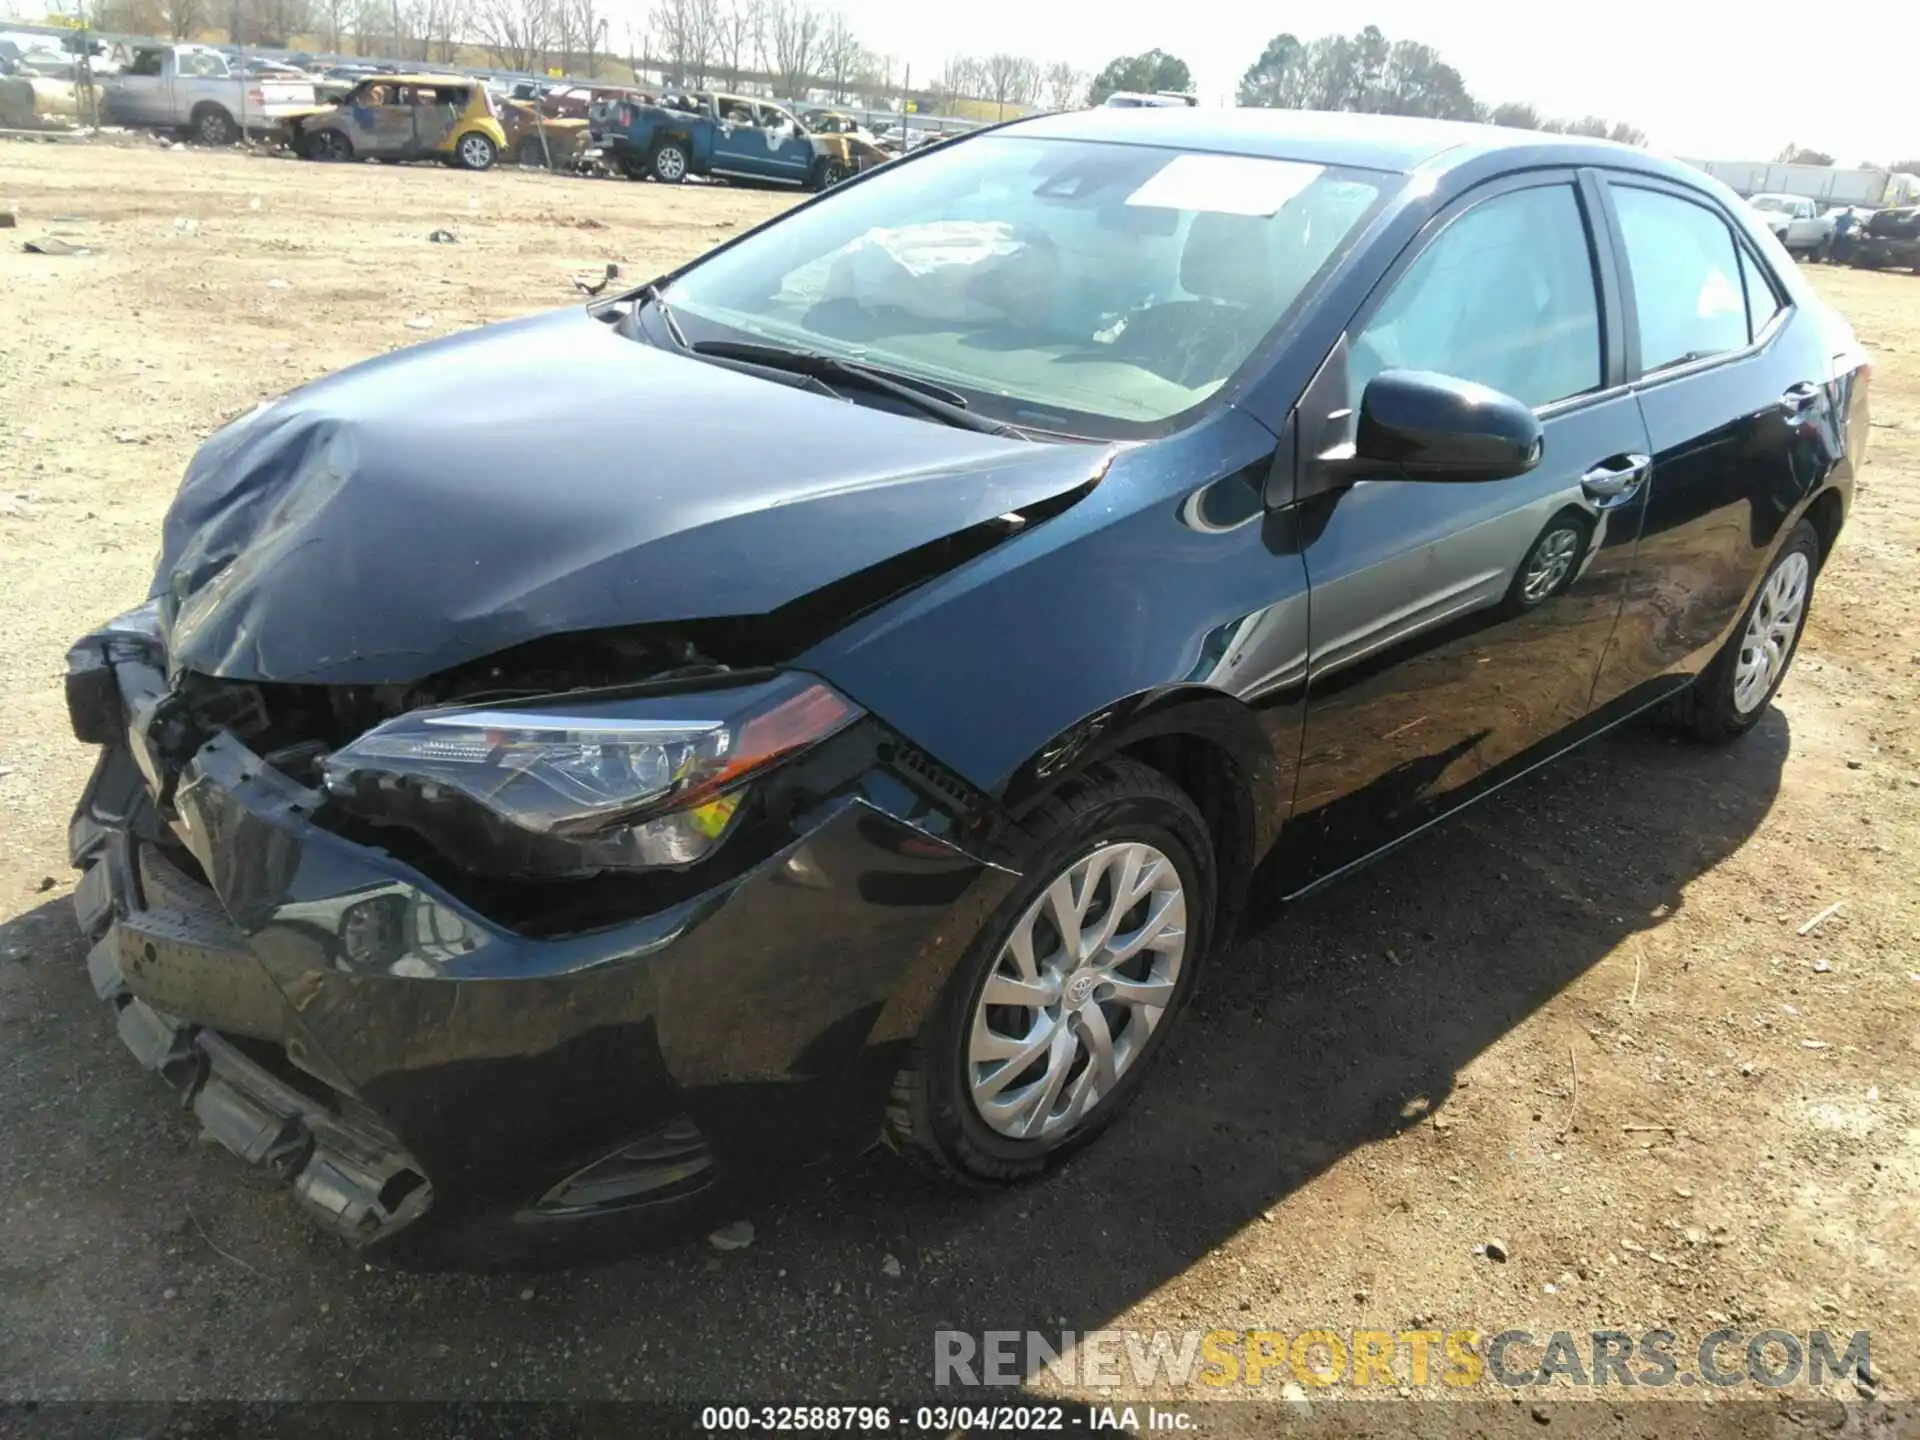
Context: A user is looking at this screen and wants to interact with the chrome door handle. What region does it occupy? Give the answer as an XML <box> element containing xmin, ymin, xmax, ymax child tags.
<box><xmin>1780</xmin><ymin>382</ymin><xmax>1820</xmax><ymax>417</ymax></box>
<box><xmin>1580</xmin><ymin>454</ymin><xmax>1652</xmax><ymax>504</ymax></box>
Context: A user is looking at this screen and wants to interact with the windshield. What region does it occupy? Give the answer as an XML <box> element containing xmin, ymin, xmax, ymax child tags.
<box><xmin>1750</xmin><ymin>196</ymin><xmax>1794</xmax><ymax>213</ymax></box>
<box><xmin>663</xmin><ymin>136</ymin><xmax>1389</xmax><ymax>438</ymax></box>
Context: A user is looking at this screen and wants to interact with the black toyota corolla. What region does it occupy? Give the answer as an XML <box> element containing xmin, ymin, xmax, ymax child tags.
<box><xmin>65</xmin><ymin>109</ymin><xmax>1868</xmax><ymax>1259</ymax></box>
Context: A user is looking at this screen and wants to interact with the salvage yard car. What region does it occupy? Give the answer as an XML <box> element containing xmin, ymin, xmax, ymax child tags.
<box><xmin>1747</xmin><ymin>191</ymin><xmax>1834</xmax><ymax>259</ymax></box>
<box><xmin>592</xmin><ymin>90</ymin><xmax>882</xmax><ymax>187</ymax></box>
<box><xmin>1851</xmin><ymin>205</ymin><xmax>1920</xmax><ymax>272</ymax></box>
<box><xmin>65</xmin><ymin>109</ymin><xmax>1866</xmax><ymax>1260</ymax></box>
<box><xmin>103</xmin><ymin>42</ymin><xmax>314</xmax><ymax>145</ymax></box>
<box><xmin>282</xmin><ymin>73</ymin><xmax>503</xmax><ymax>169</ymax></box>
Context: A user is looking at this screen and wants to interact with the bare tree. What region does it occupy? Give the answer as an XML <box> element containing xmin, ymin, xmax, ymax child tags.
<box><xmin>981</xmin><ymin>52</ymin><xmax>1040</xmax><ymax>117</ymax></box>
<box><xmin>932</xmin><ymin>52</ymin><xmax>981</xmax><ymax>111</ymax></box>
<box><xmin>1043</xmin><ymin>60</ymin><xmax>1081</xmax><ymax>110</ymax></box>
<box><xmin>315</xmin><ymin>0</ymin><xmax>349</xmax><ymax>51</ymax></box>
<box><xmin>567</xmin><ymin>0</ymin><xmax>605</xmax><ymax>77</ymax></box>
<box><xmin>474</xmin><ymin>0</ymin><xmax>552</xmax><ymax>72</ymax></box>
<box><xmin>652</xmin><ymin>0</ymin><xmax>716</xmax><ymax>86</ymax></box>
<box><xmin>816</xmin><ymin>7</ymin><xmax>859</xmax><ymax>101</ymax></box>
<box><xmin>156</xmin><ymin>0</ymin><xmax>204</xmax><ymax>39</ymax></box>
<box><xmin>765</xmin><ymin>0</ymin><xmax>816</xmax><ymax>101</ymax></box>
<box><xmin>712</xmin><ymin>0</ymin><xmax>756</xmax><ymax>88</ymax></box>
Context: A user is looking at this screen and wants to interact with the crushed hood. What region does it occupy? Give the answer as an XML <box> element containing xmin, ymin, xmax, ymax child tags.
<box><xmin>155</xmin><ymin>306</ymin><xmax>1105</xmax><ymax>684</ymax></box>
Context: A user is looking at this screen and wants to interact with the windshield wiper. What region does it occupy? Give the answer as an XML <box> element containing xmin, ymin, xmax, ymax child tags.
<box><xmin>638</xmin><ymin>282</ymin><xmax>689</xmax><ymax>350</ymax></box>
<box><xmin>689</xmin><ymin>339</ymin><xmax>1028</xmax><ymax>438</ymax></box>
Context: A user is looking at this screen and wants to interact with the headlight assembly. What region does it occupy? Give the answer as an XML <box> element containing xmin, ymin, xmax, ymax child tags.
<box><xmin>321</xmin><ymin>672</ymin><xmax>861</xmax><ymax>875</ymax></box>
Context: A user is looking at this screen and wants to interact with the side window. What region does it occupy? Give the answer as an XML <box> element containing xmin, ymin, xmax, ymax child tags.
<box><xmin>129</xmin><ymin>49</ymin><xmax>163</xmax><ymax>77</ymax></box>
<box><xmin>1351</xmin><ymin>183</ymin><xmax>1601</xmax><ymax>411</ymax></box>
<box><xmin>1611</xmin><ymin>186</ymin><xmax>1749</xmax><ymax>372</ymax></box>
<box><xmin>1738</xmin><ymin>246</ymin><xmax>1784</xmax><ymax>342</ymax></box>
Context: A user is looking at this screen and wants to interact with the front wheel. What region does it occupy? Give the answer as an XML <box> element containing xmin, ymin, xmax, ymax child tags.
<box><xmin>516</xmin><ymin>135</ymin><xmax>547</xmax><ymax>167</ymax></box>
<box><xmin>886</xmin><ymin>758</ymin><xmax>1215</xmax><ymax>1183</ymax></box>
<box><xmin>454</xmin><ymin>131</ymin><xmax>497</xmax><ymax>171</ymax></box>
<box><xmin>1659</xmin><ymin>519</ymin><xmax>1820</xmax><ymax>742</ymax></box>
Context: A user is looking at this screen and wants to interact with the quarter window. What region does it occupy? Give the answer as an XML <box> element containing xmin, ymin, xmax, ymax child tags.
<box><xmin>1739</xmin><ymin>246</ymin><xmax>1784</xmax><ymax>341</ymax></box>
<box><xmin>1350</xmin><ymin>184</ymin><xmax>1602</xmax><ymax>411</ymax></box>
<box><xmin>1612</xmin><ymin>186</ymin><xmax>1749</xmax><ymax>372</ymax></box>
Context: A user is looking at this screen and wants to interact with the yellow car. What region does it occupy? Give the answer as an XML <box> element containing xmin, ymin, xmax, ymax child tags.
<box><xmin>283</xmin><ymin>75</ymin><xmax>505</xmax><ymax>170</ymax></box>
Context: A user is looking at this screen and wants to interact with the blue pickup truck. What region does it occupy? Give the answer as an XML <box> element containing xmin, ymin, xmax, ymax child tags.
<box><xmin>589</xmin><ymin>91</ymin><xmax>884</xmax><ymax>189</ymax></box>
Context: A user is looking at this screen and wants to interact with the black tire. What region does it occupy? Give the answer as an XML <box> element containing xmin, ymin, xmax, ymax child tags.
<box><xmin>305</xmin><ymin>128</ymin><xmax>353</xmax><ymax>162</ymax></box>
<box><xmin>191</xmin><ymin>104</ymin><xmax>237</xmax><ymax>146</ymax></box>
<box><xmin>1658</xmin><ymin>519</ymin><xmax>1820</xmax><ymax>743</ymax></box>
<box><xmin>651</xmin><ymin>139</ymin><xmax>689</xmax><ymax>183</ymax></box>
<box><xmin>453</xmin><ymin>131</ymin><xmax>497</xmax><ymax>171</ymax></box>
<box><xmin>885</xmin><ymin>757</ymin><xmax>1216</xmax><ymax>1184</ymax></box>
<box><xmin>517</xmin><ymin>135</ymin><xmax>546</xmax><ymax>167</ymax></box>
<box><xmin>810</xmin><ymin>157</ymin><xmax>849</xmax><ymax>192</ymax></box>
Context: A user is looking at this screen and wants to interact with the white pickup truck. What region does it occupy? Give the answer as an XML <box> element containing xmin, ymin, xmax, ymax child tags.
<box><xmin>102</xmin><ymin>44</ymin><xmax>313</xmax><ymax>144</ymax></box>
<box><xmin>1747</xmin><ymin>192</ymin><xmax>1836</xmax><ymax>259</ymax></box>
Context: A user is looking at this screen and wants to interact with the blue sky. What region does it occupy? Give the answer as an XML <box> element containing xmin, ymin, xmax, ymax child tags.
<box><xmin>822</xmin><ymin>0</ymin><xmax>1915</xmax><ymax>165</ymax></box>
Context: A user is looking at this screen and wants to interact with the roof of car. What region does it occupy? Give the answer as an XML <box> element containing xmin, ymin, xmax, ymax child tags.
<box><xmin>1009</xmin><ymin>107</ymin><xmax>1675</xmax><ymax>178</ymax></box>
<box><xmin>357</xmin><ymin>72</ymin><xmax>470</xmax><ymax>86</ymax></box>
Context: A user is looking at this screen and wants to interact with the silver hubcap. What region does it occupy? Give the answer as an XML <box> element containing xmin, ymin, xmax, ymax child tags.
<box><xmin>967</xmin><ymin>841</ymin><xmax>1188</xmax><ymax>1141</ymax></box>
<box><xmin>462</xmin><ymin>136</ymin><xmax>490</xmax><ymax>167</ymax></box>
<box><xmin>1733</xmin><ymin>551</ymin><xmax>1810</xmax><ymax>715</ymax></box>
<box><xmin>658</xmin><ymin>148</ymin><xmax>684</xmax><ymax>178</ymax></box>
<box><xmin>1522</xmin><ymin>526</ymin><xmax>1580</xmax><ymax>603</ymax></box>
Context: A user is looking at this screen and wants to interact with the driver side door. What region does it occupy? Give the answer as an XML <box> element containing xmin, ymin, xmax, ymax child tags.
<box><xmin>1283</xmin><ymin>171</ymin><xmax>1656</xmax><ymax>884</ymax></box>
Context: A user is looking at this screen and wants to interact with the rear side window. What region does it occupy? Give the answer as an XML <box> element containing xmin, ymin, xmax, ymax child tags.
<box><xmin>1612</xmin><ymin>186</ymin><xmax>1749</xmax><ymax>372</ymax></box>
<box><xmin>1350</xmin><ymin>183</ymin><xmax>1602</xmax><ymax>410</ymax></box>
<box><xmin>1739</xmin><ymin>246</ymin><xmax>1784</xmax><ymax>341</ymax></box>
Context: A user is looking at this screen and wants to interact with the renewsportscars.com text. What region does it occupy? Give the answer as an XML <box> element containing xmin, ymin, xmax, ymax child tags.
<box><xmin>934</xmin><ymin>1327</ymin><xmax>1872</xmax><ymax>1390</ymax></box>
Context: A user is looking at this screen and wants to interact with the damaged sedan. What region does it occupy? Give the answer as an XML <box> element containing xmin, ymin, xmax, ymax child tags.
<box><xmin>66</xmin><ymin>109</ymin><xmax>1866</xmax><ymax>1260</ymax></box>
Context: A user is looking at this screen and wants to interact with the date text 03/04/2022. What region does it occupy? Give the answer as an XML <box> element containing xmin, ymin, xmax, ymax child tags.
<box><xmin>697</xmin><ymin>1404</ymin><xmax>1195</xmax><ymax>1432</ymax></box>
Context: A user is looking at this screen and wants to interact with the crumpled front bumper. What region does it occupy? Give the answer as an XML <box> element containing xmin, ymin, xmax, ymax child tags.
<box><xmin>66</xmin><ymin>630</ymin><xmax>1014</xmax><ymax>1251</ymax></box>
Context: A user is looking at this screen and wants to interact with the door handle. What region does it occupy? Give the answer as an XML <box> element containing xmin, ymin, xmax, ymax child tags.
<box><xmin>1779</xmin><ymin>382</ymin><xmax>1820</xmax><ymax>417</ymax></box>
<box><xmin>1580</xmin><ymin>454</ymin><xmax>1652</xmax><ymax>505</ymax></box>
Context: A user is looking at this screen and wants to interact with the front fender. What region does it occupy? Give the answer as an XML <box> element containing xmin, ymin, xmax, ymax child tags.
<box><xmin>801</xmin><ymin>404</ymin><xmax>1305</xmax><ymax>865</ymax></box>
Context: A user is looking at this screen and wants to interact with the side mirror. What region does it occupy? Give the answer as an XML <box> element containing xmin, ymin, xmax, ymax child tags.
<box><xmin>1354</xmin><ymin>369</ymin><xmax>1544</xmax><ymax>482</ymax></box>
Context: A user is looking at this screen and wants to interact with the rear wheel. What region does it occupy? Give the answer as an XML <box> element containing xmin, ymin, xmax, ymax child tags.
<box><xmin>810</xmin><ymin>157</ymin><xmax>850</xmax><ymax>191</ymax></box>
<box><xmin>191</xmin><ymin>104</ymin><xmax>237</xmax><ymax>146</ymax></box>
<box><xmin>454</xmin><ymin>131</ymin><xmax>497</xmax><ymax>171</ymax></box>
<box><xmin>886</xmin><ymin>758</ymin><xmax>1215</xmax><ymax>1183</ymax></box>
<box><xmin>517</xmin><ymin>135</ymin><xmax>547</xmax><ymax>167</ymax></box>
<box><xmin>650</xmin><ymin>140</ymin><xmax>689</xmax><ymax>183</ymax></box>
<box><xmin>1659</xmin><ymin>519</ymin><xmax>1820</xmax><ymax>742</ymax></box>
<box><xmin>305</xmin><ymin>128</ymin><xmax>353</xmax><ymax>162</ymax></box>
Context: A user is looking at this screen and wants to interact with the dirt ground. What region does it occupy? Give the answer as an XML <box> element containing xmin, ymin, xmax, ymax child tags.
<box><xmin>1</xmin><ymin>141</ymin><xmax>1917</xmax><ymax>1420</ymax></box>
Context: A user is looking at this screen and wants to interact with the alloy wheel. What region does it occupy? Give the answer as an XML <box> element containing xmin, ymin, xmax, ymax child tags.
<box><xmin>966</xmin><ymin>841</ymin><xmax>1188</xmax><ymax>1142</ymax></box>
<box><xmin>459</xmin><ymin>134</ymin><xmax>494</xmax><ymax>170</ymax></box>
<box><xmin>656</xmin><ymin>146</ymin><xmax>687</xmax><ymax>181</ymax></box>
<box><xmin>1521</xmin><ymin>525</ymin><xmax>1581</xmax><ymax>603</ymax></box>
<box><xmin>1732</xmin><ymin>550</ymin><xmax>1810</xmax><ymax>714</ymax></box>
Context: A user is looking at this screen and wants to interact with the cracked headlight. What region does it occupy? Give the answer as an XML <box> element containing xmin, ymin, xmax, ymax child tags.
<box><xmin>321</xmin><ymin>672</ymin><xmax>861</xmax><ymax>874</ymax></box>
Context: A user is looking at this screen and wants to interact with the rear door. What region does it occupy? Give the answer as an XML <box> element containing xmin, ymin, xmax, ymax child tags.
<box><xmin>1587</xmin><ymin>176</ymin><xmax>1840</xmax><ymax>711</ymax></box>
<box><xmin>1285</xmin><ymin>171</ymin><xmax>1655</xmax><ymax>882</ymax></box>
<box><xmin>413</xmin><ymin>84</ymin><xmax>462</xmax><ymax>153</ymax></box>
